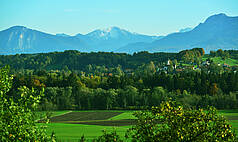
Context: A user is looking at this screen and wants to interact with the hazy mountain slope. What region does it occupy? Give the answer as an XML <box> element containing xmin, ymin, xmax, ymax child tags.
<box><xmin>0</xmin><ymin>26</ymin><xmax>161</xmax><ymax>54</ymax></box>
<box><xmin>81</xmin><ymin>26</ymin><xmax>161</xmax><ymax>51</ymax></box>
<box><xmin>179</xmin><ymin>28</ymin><xmax>193</xmax><ymax>33</ymax></box>
<box><xmin>149</xmin><ymin>13</ymin><xmax>238</xmax><ymax>52</ymax></box>
<box><xmin>56</xmin><ymin>33</ymin><xmax>71</xmax><ymax>37</ymax></box>
<box><xmin>116</xmin><ymin>13</ymin><xmax>238</xmax><ymax>53</ymax></box>
<box><xmin>0</xmin><ymin>26</ymin><xmax>89</xmax><ymax>54</ymax></box>
<box><xmin>1</xmin><ymin>13</ymin><xmax>238</xmax><ymax>54</ymax></box>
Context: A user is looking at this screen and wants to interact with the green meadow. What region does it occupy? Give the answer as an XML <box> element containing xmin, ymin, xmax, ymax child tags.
<box><xmin>202</xmin><ymin>55</ymin><xmax>238</xmax><ymax>66</ymax></box>
<box><xmin>46</xmin><ymin>123</ymin><xmax>130</xmax><ymax>141</ymax></box>
<box><xmin>37</xmin><ymin>111</ymin><xmax>134</xmax><ymax>141</ymax></box>
<box><xmin>37</xmin><ymin>110</ymin><xmax>238</xmax><ymax>141</ymax></box>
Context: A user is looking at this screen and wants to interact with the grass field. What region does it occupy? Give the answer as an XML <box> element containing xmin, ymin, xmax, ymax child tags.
<box><xmin>35</xmin><ymin>110</ymin><xmax>71</xmax><ymax>120</ymax></box>
<box><xmin>38</xmin><ymin>111</ymin><xmax>134</xmax><ymax>141</ymax></box>
<box><xmin>202</xmin><ymin>56</ymin><xmax>238</xmax><ymax>66</ymax></box>
<box><xmin>46</xmin><ymin>123</ymin><xmax>130</xmax><ymax>141</ymax></box>
<box><xmin>218</xmin><ymin>110</ymin><xmax>238</xmax><ymax>134</ymax></box>
<box><xmin>109</xmin><ymin>111</ymin><xmax>136</xmax><ymax>120</ymax></box>
<box><xmin>37</xmin><ymin>110</ymin><xmax>238</xmax><ymax>141</ymax></box>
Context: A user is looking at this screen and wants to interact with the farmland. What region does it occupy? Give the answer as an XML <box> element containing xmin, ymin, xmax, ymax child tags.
<box><xmin>219</xmin><ymin>110</ymin><xmax>238</xmax><ymax>135</ymax></box>
<box><xmin>38</xmin><ymin>111</ymin><xmax>135</xmax><ymax>141</ymax></box>
<box><xmin>37</xmin><ymin>110</ymin><xmax>238</xmax><ymax>141</ymax></box>
<box><xmin>49</xmin><ymin>112</ymin><xmax>123</xmax><ymax>122</ymax></box>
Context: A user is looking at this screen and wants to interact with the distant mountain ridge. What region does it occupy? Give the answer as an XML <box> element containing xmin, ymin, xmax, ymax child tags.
<box><xmin>0</xmin><ymin>13</ymin><xmax>238</xmax><ymax>55</ymax></box>
<box><xmin>0</xmin><ymin>26</ymin><xmax>90</xmax><ymax>54</ymax></box>
<box><xmin>179</xmin><ymin>28</ymin><xmax>192</xmax><ymax>33</ymax></box>
<box><xmin>56</xmin><ymin>33</ymin><xmax>71</xmax><ymax>37</ymax></box>
<box><xmin>116</xmin><ymin>13</ymin><xmax>238</xmax><ymax>53</ymax></box>
<box><xmin>82</xmin><ymin>27</ymin><xmax>163</xmax><ymax>51</ymax></box>
<box><xmin>0</xmin><ymin>26</ymin><xmax>162</xmax><ymax>54</ymax></box>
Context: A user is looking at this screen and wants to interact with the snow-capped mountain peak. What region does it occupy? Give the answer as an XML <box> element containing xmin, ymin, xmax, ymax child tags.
<box><xmin>86</xmin><ymin>26</ymin><xmax>132</xmax><ymax>39</ymax></box>
<box><xmin>79</xmin><ymin>26</ymin><xmax>160</xmax><ymax>51</ymax></box>
<box><xmin>102</xmin><ymin>26</ymin><xmax>119</xmax><ymax>33</ymax></box>
<box><xmin>56</xmin><ymin>33</ymin><xmax>71</xmax><ymax>37</ymax></box>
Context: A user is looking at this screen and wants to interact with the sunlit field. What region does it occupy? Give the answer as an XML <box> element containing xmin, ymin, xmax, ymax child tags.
<box><xmin>36</xmin><ymin>110</ymin><xmax>238</xmax><ymax>141</ymax></box>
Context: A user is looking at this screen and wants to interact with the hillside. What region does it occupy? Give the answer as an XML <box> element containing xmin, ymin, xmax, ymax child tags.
<box><xmin>116</xmin><ymin>13</ymin><xmax>238</xmax><ymax>53</ymax></box>
<box><xmin>0</xmin><ymin>26</ymin><xmax>161</xmax><ymax>55</ymax></box>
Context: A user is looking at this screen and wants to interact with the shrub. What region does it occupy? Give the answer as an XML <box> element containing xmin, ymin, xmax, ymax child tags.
<box><xmin>0</xmin><ymin>66</ymin><xmax>53</xmax><ymax>141</ymax></box>
<box><xmin>127</xmin><ymin>100</ymin><xmax>237</xmax><ymax>142</ymax></box>
<box><xmin>93</xmin><ymin>130</ymin><xmax>123</xmax><ymax>142</ymax></box>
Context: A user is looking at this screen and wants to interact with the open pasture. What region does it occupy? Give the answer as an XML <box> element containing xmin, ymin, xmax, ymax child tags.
<box><xmin>42</xmin><ymin>111</ymin><xmax>134</xmax><ymax>141</ymax></box>
<box><xmin>46</xmin><ymin>123</ymin><xmax>130</xmax><ymax>141</ymax></box>
<box><xmin>39</xmin><ymin>110</ymin><xmax>238</xmax><ymax>141</ymax></box>
<box><xmin>219</xmin><ymin>110</ymin><xmax>238</xmax><ymax>134</ymax></box>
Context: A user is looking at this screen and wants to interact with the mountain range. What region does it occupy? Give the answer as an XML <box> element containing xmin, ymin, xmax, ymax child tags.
<box><xmin>0</xmin><ymin>13</ymin><xmax>238</xmax><ymax>55</ymax></box>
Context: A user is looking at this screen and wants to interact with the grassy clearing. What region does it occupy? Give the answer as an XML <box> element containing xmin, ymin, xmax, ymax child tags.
<box><xmin>51</xmin><ymin>110</ymin><xmax>72</xmax><ymax>117</ymax></box>
<box><xmin>230</xmin><ymin>120</ymin><xmax>238</xmax><ymax>132</ymax></box>
<box><xmin>109</xmin><ymin>111</ymin><xmax>136</xmax><ymax>120</ymax></box>
<box><xmin>44</xmin><ymin>123</ymin><xmax>130</xmax><ymax>141</ymax></box>
<box><xmin>38</xmin><ymin>111</ymin><xmax>133</xmax><ymax>141</ymax></box>
<box><xmin>35</xmin><ymin>110</ymin><xmax>71</xmax><ymax>120</ymax></box>
<box><xmin>219</xmin><ymin>110</ymin><xmax>238</xmax><ymax>133</ymax></box>
<box><xmin>202</xmin><ymin>56</ymin><xmax>238</xmax><ymax>66</ymax></box>
<box><xmin>218</xmin><ymin>110</ymin><xmax>238</xmax><ymax>114</ymax></box>
<box><xmin>35</xmin><ymin>110</ymin><xmax>71</xmax><ymax>117</ymax></box>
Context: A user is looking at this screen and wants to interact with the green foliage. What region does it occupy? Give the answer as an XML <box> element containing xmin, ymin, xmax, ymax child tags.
<box><xmin>128</xmin><ymin>101</ymin><xmax>237</xmax><ymax>142</ymax></box>
<box><xmin>208</xmin><ymin>62</ymin><xmax>224</xmax><ymax>74</ymax></box>
<box><xmin>12</xmin><ymin>68</ymin><xmax>238</xmax><ymax>110</ymax></box>
<box><xmin>79</xmin><ymin>135</ymin><xmax>86</xmax><ymax>142</ymax></box>
<box><xmin>1</xmin><ymin>49</ymin><xmax>238</xmax><ymax>111</ymax></box>
<box><xmin>179</xmin><ymin>48</ymin><xmax>204</xmax><ymax>63</ymax></box>
<box><xmin>0</xmin><ymin>50</ymin><xmax>177</xmax><ymax>72</ymax></box>
<box><xmin>210</xmin><ymin>49</ymin><xmax>230</xmax><ymax>60</ymax></box>
<box><xmin>93</xmin><ymin>130</ymin><xmax>123</xmax><ymax>142</ymax></box>
<box><xmin>0</xmin><ymin>66</ymin><xmax>52</xmax><ymax>142</ymax></box>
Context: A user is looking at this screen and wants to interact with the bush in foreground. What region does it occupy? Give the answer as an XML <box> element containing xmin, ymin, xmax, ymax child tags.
<box><xmin>0</xmin><ymin>66</ymin><xmax>53</xmax><ymax>142</ymax></box>
<box><xmin>92</xmin><ymin>130</ymin><xmax>123</xmax><ymax>142</ymax></box>
<box><xmin>127</xmin><ymin>100</ymin><xmax>237</xmax><ymax>141</ymax></box>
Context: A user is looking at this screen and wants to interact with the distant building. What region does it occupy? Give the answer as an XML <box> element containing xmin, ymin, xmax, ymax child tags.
<box><xmin>167</xmin><ymin>59</ymin><xmax>171</xmax><ymax>66</ymax></box>
<box><xmin>223</xmin><ymin>63</ymin><xmax>230</xmax><ymax>68</ymax></box>
<box><xmin>202</xmin><ymin>61</ymin><xmax>210</xmax><ymax>66</ymax></box>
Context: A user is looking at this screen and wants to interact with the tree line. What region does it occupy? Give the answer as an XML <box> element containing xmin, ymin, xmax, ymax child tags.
<box><xmin>7</xmin><ymin>67</ymin><xmax>238</xmax><ymax>110</ymax></box>
<box><xmin>1</xmin><ymin>66</ymin><xmax>236</xmax><ymax>141</ymax></box>
<box><xmin>2</xmin><ymin>48</ymin><xmax>238</xmax><ymax>110</ymax></box>
<box><xmin>0</xmin><ymin>50</ymin><xmax>177</xmax><ymax>71</ymax></box>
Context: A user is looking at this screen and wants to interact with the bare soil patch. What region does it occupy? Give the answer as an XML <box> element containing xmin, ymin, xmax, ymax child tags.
<box><xmin>49</xmin><ymin>112</ymin><xmax>123</xmax><ymax>122</ymax></box>
<box><xmin>67</xmin><ymin>119</ymin><xmax>137</xmax><ymax>126</ymax></box>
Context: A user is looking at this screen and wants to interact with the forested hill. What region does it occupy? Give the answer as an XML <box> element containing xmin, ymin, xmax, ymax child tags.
<box><xmin>2</xmin><ymin>48</ymin><xmax>238</xmax><ymax>110</ymax></box>
<box><xmin>1</xmin><ymin>49</ymin><xmax>238</xmax><ymax>73</ymax></box>
<box><xmin>0</xmin><ymin>50</ymin><xmax>177</xmax><ymax>71</ymax></box>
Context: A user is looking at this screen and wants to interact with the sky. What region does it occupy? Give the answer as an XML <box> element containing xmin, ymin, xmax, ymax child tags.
<box><xmin>1</xmin><ymin>0</ymin><xmax>238</xmax><ymax>36</ymax></box>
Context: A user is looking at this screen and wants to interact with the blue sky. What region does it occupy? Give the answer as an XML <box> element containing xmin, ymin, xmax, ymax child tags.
<box><xmin>1</xmin><ymin>0</ymin><xmax>238</xmax><ymax>36</ymax></box>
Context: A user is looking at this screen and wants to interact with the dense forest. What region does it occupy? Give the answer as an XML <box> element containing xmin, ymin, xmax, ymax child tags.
<box><xmin>0</xmin><ymin>50</ymin><xmax>177</xmax><ymax>71</ymax></box>
<box><xmin>8</xmin><ymin>68</ymin><xmax>237</xmax><ymax>110</ymax></box>
<box><xmin>2</xmin><ymin>48</ymin><xmax>237</xmax><ymax>110</ymax></box>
